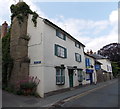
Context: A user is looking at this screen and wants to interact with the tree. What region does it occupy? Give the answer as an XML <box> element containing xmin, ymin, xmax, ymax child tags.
<box><xmin>98</xmin><ymin>43</ymin><xmax>120</xmax><ymax>77</ymax></box>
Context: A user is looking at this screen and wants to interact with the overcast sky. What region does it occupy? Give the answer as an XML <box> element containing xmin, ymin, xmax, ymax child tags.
<box><xmin>0</xmin><ymin>0</ymin><xmax>118</xmax><ymax>52</ymax></box>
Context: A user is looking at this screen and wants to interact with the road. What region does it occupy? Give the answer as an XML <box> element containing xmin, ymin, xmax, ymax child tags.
<box><xmin>2</xmin><ymin>79</ymin><xmax>119</xmax><ymax>108</ymax></box>
<box><xmin>61</xmin><ymin>79</ymin><xmax>118</xmax><ymax>107</ymax></box>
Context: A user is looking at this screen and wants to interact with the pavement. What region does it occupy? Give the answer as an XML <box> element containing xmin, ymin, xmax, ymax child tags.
<box><xmin>2</xmin><ymin>78</ymin><xmax>118</xmax><ymax>108</ymax></box>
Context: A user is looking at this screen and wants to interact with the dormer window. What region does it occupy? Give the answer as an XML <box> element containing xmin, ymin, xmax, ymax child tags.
<box><xmin>56</xmin><ymin>30</ymin><xmax>66</xmax><ymax>40</ymax></box>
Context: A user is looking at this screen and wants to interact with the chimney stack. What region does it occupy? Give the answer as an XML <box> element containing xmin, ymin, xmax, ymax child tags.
<box><xmin>90</xmin><ymin>50</ymin><xmax>93</xmax><ymax>54</ymax></box>
<box><xmin>1</xmin><ymin>21</ymin><xmax>8</xmax><ymax>39</ymax></box>
<box><xmin>87</xmin><ymin>50</ymin><xmax>89</xmax><ymax>54</ymax></box>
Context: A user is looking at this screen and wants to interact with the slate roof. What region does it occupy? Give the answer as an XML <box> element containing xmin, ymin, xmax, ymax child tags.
<box><xmin>90</xmin><ymin>54</ymin><xmax>107</xmax><ymax>59</ymax></box>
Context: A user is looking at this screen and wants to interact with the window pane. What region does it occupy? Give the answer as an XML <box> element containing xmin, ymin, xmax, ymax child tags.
<box><xmin>61</xmin><ymin>76</ymin><xmax>65</xmax><ymax>83</ymax></box>
<box><xmin>75</xmin><ymin>53</ymin><xmax>81</xmax><ymax>62</ymax></box>
<box><xmin>60</xmin><ymin>33</ymin><xmax>64</xmax><ymax>39</ymax></box>
<box><xmin>56</xmin><ymin>76</ymin><xmax>61</xmax><ymax>83</ymax></box>
<box><xmin>57</xmin><ymin>47</ymin><xmax>61</xmax><ymax>56</ymax></box>
<box><xmin>60</xmin><ymin>48</ymin><xmax>65</xmax><ymax>57</ymax></box>
<box><xmin>75</xmin><ymin>42</ymin><xmax>80</xmax><ymax>48</ymax></box>
<box><xmin>61</xmin><ymin>69</ymin><xmax>65</xmax><ymax>76</ymax></box>
<box><xmin>56</xmin><ymin>30</ymin><xmax>66</xmax><ymax>40</ymax></box>
<box><xmin>56</xmin><ymin>68</ymin><xmax>65</xmax><ymax>85</ymax></box>
<box><xmin>56</xmin><ymin>69</ymin><xmax>60</xmax><ymax>75</ymax></box>
<box><xmin>57</xmin><ymin>46</ymin><xmax>65</xmax><ymax>58</ymax></box>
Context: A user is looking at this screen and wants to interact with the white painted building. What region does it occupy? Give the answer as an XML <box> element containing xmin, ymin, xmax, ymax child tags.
<box><xmin>84</xmin><ymin>53</ymin><xmax>97</xmax><ymax>84</ymax></box>
<box><xmin>90</xmin><ymin>54</ymin><xmax>112</xmax><ymax>73</ymax></box>
<box><xmin>27</xmin><ymin>15</ymin><xmax>86</xmax><ymax>97</ymax></box>
<box><xmin>90</xmin><ymin>54</ymin><xmax>113</xmax><ymax>80</ymax></box>
<box><xmin>97</xmin><ymin>59</ymin><xmax>112</xmax><ymax>73</ymax></box>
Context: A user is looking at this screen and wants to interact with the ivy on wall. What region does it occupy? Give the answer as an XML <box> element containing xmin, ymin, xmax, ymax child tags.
<box><xmin>2</xmin><ymin>29</ymin><xmax>13</xmax><ymax>88</ymax></box>
<box><xmin>10</xmin><ymin>2</ymin><xmax>38</xmax><ymax>27</ymax></box>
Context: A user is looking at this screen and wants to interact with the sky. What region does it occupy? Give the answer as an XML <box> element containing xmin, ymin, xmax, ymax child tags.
<box><xmin>0</xmin><ymin>0</ymin><xmax>118</xmax><ymax>52</ymax></box>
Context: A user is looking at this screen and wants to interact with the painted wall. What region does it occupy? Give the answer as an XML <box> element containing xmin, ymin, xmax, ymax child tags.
<box><xmin>43</xmin><ymin>20</ymin><xmax>86</xmax><ymax>93</ymax></box>
<box><xmin>85</xmin><ymin>55</ymin><xmax>97</xmax><ymax>84</ymax></box>
<box><xmin>97</xmin><ymin>59</ymin><xmax>112</xmax><ymax>72</ymax></box>
<box><xmin>27</xmin><ymin>14</ymin><xmax>86</xmax><ymax>97</ymax></box>
<box><xmin>27</xmin><ymin>15</ymin><xmax>45</xmax><ymax>97</ymax></box>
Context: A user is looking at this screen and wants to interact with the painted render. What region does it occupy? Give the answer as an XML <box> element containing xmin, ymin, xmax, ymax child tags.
<box><xmin>27</xmin><ymin>14</ymin><xmax>113</xmax><ymax>97</ymax></box>
<box><xmin>97</xmin><ymin>59</ymin><xmax>113</xmax><ymax>79</ymax></box>
<box><xmin>85</xmin><ymin>54</ymin><xmax>97</xmax><ymax>84</ymax></box>
<box><xmin>27</xmin><ymin>15</ymin><xmax>86</xmax><ymax>97</ymax></box>
<box><xmin>97</xmin><ymin>59</ymin><xmax>112</xmax><ymax>73</ymax></box>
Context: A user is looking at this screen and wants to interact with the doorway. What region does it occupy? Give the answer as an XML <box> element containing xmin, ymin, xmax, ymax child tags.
<box><xmin>68</xmin><ymin>69</ymin><xmax>74</xmax><ymax>87</ymax></box>
<box><xmin>89</xmin><ymin>73</ymin><xmax>93</xmax><ymax>84</ymax></box>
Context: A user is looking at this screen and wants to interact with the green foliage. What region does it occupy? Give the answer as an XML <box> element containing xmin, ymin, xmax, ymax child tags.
<box><xmin>10</xmin><ymin>2</ymin><xmax>38</xmax><ymax>27</ymax></box>
<box><xmin>17</xmin><ymin>14</ymin><xmax>24</xmax><ymax>24</ymax></box>
<box><xmin>16</xmin><ymin>76</ymin><xmax>40</xmax><ymax>96</ymax></box>
<box><xmin>20</xmin><ymin>82</ymin><xmax>36</xmax><ymax>90</ymax></box>
<box><xmin>111</xmin><ymin>62</ymin><xmax>120</xmax><ymax>77</ymax></box>
<box><xmin>21</xmin><ymin>35</ymin><xmax>30</xmax><ymax>41</ymax></box>
<box><xmin>4</xmin><ymin>85</ymin><xmax>16</xmax><ymax>94</ymax></box>
<box><xmin>2</xmin><ymin>29</ymin><xmax>13</xmax><ymax>88</ymax></box>
<box><xmin>32</xmin><ymin>12</ymin><xmax>38</xmax><ymax>27</ymax></box>
<box><xmin>17</xmin><ymin>82</ymin><xmax>37</xmax><ymax>95</ymax></box>
<box><xmin>16</xmin><ymin>90</ymin><xmax>24</xmax><ymax>95</ymax></box>
<box><xmin>23</xmin><ymin>57</ymin><xmax>30</xmax><ymax>63</ymax></box>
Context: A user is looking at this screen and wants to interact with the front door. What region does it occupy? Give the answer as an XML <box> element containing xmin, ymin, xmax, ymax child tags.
<box><xmin>68</xmin><ymin>69</ymin><xmax>73</xmax><ymax>87</ymax></box>
<box><xmin>89</xmin><ymin>73</ymin><xmax>93</xmax><ymax>84</ymax></box>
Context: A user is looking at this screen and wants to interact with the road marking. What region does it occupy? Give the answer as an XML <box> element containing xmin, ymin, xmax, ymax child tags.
<box><xmin>63</xmin><ymin>81</ymin><xmax>116</xmax><ymax>102</ymax></box>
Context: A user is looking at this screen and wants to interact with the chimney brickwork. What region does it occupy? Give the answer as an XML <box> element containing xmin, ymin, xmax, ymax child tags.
<box><xmin>1</xmin><ymin>21</ymin><xmax>8</xmax><ymax>39</ymax></box>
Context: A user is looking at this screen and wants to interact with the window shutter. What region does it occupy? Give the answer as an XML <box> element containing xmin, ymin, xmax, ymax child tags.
<box><xmin>80</xmin><ymin>55</ymin><xmax>81</xmax><ymax>62</ymax></box>
<box><xmin>63</xmin><ymin>34</ymin><xmax>66</xmax><ymax>40</ymax></box>
<box><xmin>85</xmin><ymin>58</ymin><xmax>88</xmax><ymax>67</ymax></box>
<box><xmin>56</xmin><ymin>30</ymin><xmax>59</xmax><ymax>36</ymax></box>
<box><xmin>64</xmin><ymin>48</ymin><xmax>67</xmax><ymax>58</ymax></box>
<box><xmin>55</xmin><ymin>44</ymin><xmax>58</xmax><ymax>56</ymax></box>
<box><xmin>75</xmin><ymin>53</ymin><xmax>77</xmax><ymax>61</ymax></box>
<box><xmin>88</xmin><ymin>58</ymin><xmax>90</xmax><ymax>66</ymax></box>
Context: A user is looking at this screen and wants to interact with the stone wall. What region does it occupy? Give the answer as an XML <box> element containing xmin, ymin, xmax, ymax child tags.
<box><xmin>96</xmin><ymin>70</ymin><xmax>104</xmax><ymax>82</ymax></box>
<box><xmin>9</xmin><ymin>16</ymin><xmax>29</xmax><ymax>85</ymax></box>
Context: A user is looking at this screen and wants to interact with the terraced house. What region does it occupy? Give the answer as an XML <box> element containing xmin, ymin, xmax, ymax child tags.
<box><xmin>90</xmin><ymin>53</ymin><xmax>113</xmax><ymax>81</ymax></box>
<box><xmin>3</xmin><ymin>2</ymin><xmax>114</xmax><ymax>98</ymax></box>
<box><xmin>27</xmin><ymin>15</ymin><xmax>86</xmax><ymax>97</ymax></box>
<box><xmin>84</xmin><ymin>53</ymin><xmax>97</xmax><ymax>84</ymax></box>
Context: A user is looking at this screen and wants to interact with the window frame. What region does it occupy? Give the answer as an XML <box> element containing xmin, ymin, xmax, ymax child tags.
<box><xmin>85</xmin><ymin>58</ymin><xmax>91</xmax><ymax>68</ymax></box>
<box><xmin>77</xmin><ymin>70</ymin><xmax>83</xmax><ymax>82</ymax></box>
<box><xmin>56</xmin><ymin>30</ymin><xmax>66</xmax><ymax>40</ymax></box>
<box><xmin>55</xmin><ymin>44</ymin><xmax>67</xmax><ymax>58</ymax></box>
<box><xmin>56</xmin><ymin>68</ymin><xmax>65</xmax><ymax>85</ymax></box>
<box><xmin>75</xmin><ymin>42</ymin><xmax>81</xmax><ymax>48</ymax></box>
<box><xmin>75</xmin><ymin>53</ymin><xmax>81</xmax><ymax>62</ymax></box>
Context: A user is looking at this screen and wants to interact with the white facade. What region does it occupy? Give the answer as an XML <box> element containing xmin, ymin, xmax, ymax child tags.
<box><xmin>97</xmin><ymin>59</ymin><xmax>112</xmax><ymax>73</ymax></box>
<box><xmin>27</xmin><ymin>15</ymin><xmax>86</xmax><ymax>97</ymax></box>
<box><xmin>85</xmin><ymin>54</ymin><xmax>97</xmax><ymax>84</ymax></box>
